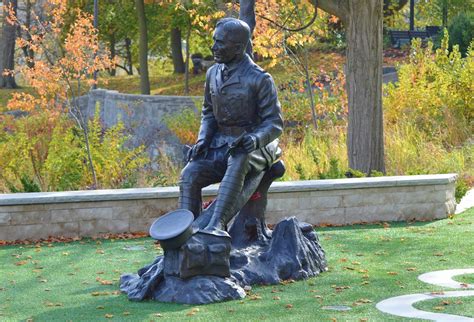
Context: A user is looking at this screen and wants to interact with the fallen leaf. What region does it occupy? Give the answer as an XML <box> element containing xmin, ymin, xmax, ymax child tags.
<box><xmin>434</xmin><ymin>306</ymin><xmax>444</xmax><ymax>311</ymax></box>
<box><xmin>105</xmin><ymin>314</ymin><xmax>113</xmax><ymax>318</ymax></box>
<box><xmin>406</xmin><ymin>267</ymin><xmax>417</xmax><ymax>271</ymax></box>
<box><xmin>15</xmin><ymin>260</ymin><xmax>28</xmax><ymax>266</ymax></box>
<box><xmin>100</xmin><ymin>280</ymin><xmax>113</xmax><ymax>285</ymax></box>
<box><xmin>154</xmin><ymin>313</ymin><xmax>163</xmax><ymax>317</ymax></box>
<box><xmin>387</xmin><ymin>272</ymin><xmax>398</xmax><ymax>276</ymax></box>
<box><xmin>430</xmin><ymin>291</ymin><xmax>445</xmax><ymax>295</ymax></box>
<box><xmin>273</xmin><ymin>296</ymin><xmax>281</xmax><ymax>300</ymax></box>
<box><xmin>460</xmin><ymin>283</ymin><xmax>469</xmax><ymax>288</ymax></box>
<box><xmin>353</xmin><ymin>298</ymin><xmax>372</xmax><ymax>306</ymax></box>
<box><xmin>285</xmin><ymin>304</ymin><xmax>293</xmax><ymax>309</ymax></box>
<box><xmin>96</xmin><ymin>306</ymin><xmax>104</xmax><ymax>309</ymax></box>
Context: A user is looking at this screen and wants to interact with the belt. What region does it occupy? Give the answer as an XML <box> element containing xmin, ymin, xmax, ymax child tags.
<box><xmin>217</xmin><ymin>125</ymin><xmax>254</xmax><ymax>136</ymax></box>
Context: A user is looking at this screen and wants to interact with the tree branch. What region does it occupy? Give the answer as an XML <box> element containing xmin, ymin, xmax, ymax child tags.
<box><xmin>310</xmin><ymin>0</ymin><xmax>350</xmax><ymax>23</ymax></box>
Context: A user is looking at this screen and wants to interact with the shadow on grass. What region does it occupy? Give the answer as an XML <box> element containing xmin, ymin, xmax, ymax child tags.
<box><xmin>30</xmin><ymin>295</ymin><xmax>192</xmax><ymax>321</ymax></box>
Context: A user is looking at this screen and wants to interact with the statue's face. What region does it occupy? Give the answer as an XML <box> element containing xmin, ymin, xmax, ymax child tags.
<box><xmin>211</xmin><ymin>27</ymin><xmax>241</xmax><ymax>64</ymax></box>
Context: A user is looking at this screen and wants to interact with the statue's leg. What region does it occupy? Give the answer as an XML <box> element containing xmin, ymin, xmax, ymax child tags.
<box><xmin>229</xmin><ymin>160</ymin><xmax>286</xmax><ymax>247</ymax></box>
<box><xmin>179</xmin><ymin>160</ymin><xmax>224</xmax><ymax>218</ymax></box>
<box><xmin>205</xmin><ymin>152</ymin><xmax>251</xmax><ymax>231</ymax></box>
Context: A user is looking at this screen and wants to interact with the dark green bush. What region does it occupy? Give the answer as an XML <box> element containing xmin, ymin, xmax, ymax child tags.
<box><xmin>448</xmin><ymin>12</ymin><xmax>474</xmax><ymax>56</ymax></box>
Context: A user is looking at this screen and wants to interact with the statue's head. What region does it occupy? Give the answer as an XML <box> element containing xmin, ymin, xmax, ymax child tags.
<box><xmin>212</xmin><ymin>18</ymin><xmax>250</xmax><ymax>64</ymax></box>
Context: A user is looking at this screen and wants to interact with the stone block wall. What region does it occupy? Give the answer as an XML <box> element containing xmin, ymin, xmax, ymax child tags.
<box><xmin>0</xmin><ymin>174</ymin><xmax>457</xmax><ymax>241</ymax></box>
<box><xmin>78</xmin><ymin>89</ymin><xmax>202</xmax><ymax>162</ymax></box>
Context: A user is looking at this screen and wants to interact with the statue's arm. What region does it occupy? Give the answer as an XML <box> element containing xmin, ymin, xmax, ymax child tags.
<box><xmin>252</xmin><ymin>74</ymin><xmax>284</xmax><ymax>148</ymax></box>
<box><xmin>196</xmin><ymin>68</ymin><xmax>218</xmax><ymax>144</ymax></box>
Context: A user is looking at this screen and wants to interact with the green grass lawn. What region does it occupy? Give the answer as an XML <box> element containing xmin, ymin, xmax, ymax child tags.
<box><xmin>414</xmin><ymin>296</ymin><xmax>474</xmax><ymax>319</ymax></box>
<box><xmin>1</xmin><ymin>207</ymin><xmax>473</xmax><ymax>321</ymax></box>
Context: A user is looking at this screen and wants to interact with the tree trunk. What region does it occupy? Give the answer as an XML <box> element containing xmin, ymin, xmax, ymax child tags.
<box><xmin>135</xmin><ymin>0</ymin><xmax>150</xmax><ymax>94</ymax></box>
<box><xmin>184</xmin><ymin>25</ymin><xmax>191</xmax><ymax>95</ymax></box>
<box><xmin>441</xmin><ymin>0</ymin><xmax>448</xmax><ymax>27</ymax></box>
<box><xmin>125</xmin><ymin>37</ymin><xmax>133</xmax><ymax>75</ymax></box>
<box><xmin>109</xmin><ymin>32</ymin><xmax>116</xmax><ymax>76</ymax></box>
<box><xmin>239</xmin><ymin>0</ymin><xmax>256</xmax><ymax>58</ymax></box>
<box><xmin>0</xmin><ymin>0</ymin><xmax>18</xmax><ymax>89</ymax></box>
<box><xmin>171</xmin><ymin>27</ymin><xmax>185</xmax><ymax>74</ymax></box>
<box><xmin>109</xmin><ymin>32</ymin><xmax>117</xmax><ymax>76</ymax></box>
<box><xmin>345</xmin><ymin>0</ymin><xmax>385</xmax><ymax>174</ymax></box>
<box><xmin>20</xmin><ymin>0</ymin><xmax>34</xmax><ymax>68</ymax></box>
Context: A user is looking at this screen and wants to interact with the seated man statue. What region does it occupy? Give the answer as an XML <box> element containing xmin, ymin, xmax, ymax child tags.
<box><xmin>179</xmin><ymin>17</ymin><xmax>283</xmax><ymax>233</ymax></box>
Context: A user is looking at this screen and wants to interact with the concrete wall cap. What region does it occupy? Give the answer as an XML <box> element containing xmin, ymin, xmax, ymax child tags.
<box><xmin>0</xmin><ymin>174</ymin><xmax>457</xmax><ymax>206</ymax></box>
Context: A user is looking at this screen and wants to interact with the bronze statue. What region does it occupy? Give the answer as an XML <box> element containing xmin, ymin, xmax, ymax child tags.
<box><xmin>120</xmin><ymin>18</ymin><xmax>327</xmax><ymax>305</ymax></box>
<box><xmin>179</xmin><ymin>18</ymin><xmax>283</xmax><ymax>232</ymax></box>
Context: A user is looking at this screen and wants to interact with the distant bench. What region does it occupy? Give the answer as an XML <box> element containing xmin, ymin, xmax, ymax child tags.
<box><xmin>389</xmin><ymin>30</ymin><xmax>430</xmax><ymax>48</ymax></box>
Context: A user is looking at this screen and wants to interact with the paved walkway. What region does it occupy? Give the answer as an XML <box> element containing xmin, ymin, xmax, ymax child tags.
<box><xmin>456</xmin><ymin>188</ymin><xmax>474</xmax><ymax>214</ymax></box>
<box><xmin>376</xmin><ymin>269</ymin><xmax>474</xmax><ymax>321</ymax></box>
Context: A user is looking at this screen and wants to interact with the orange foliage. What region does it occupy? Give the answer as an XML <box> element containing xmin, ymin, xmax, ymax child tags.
<box><xmin>7</xmin><ymin>2</ymin><xmax>116</xmax><ymax>115</ymax></box>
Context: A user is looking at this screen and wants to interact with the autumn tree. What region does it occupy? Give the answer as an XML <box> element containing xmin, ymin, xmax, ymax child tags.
<box><xmin>240</xmin><ymin>0</ymin><xmax>385</xmax><ymax>174</ymax></box>
<box><xmin>6</xmin><ymin>0</ymin><xmax>116</xmax><ymax>188</ymax></box>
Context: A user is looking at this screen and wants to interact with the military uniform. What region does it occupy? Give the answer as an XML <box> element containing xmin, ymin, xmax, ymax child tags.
<box><xmin>179</xmin><ymin>54</ymin><xmax>283</xmax><ymax>226</ymax></box>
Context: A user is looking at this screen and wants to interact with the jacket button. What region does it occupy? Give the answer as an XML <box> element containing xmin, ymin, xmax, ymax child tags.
<box><xmin>222</xmin><ymin>90</ymin><xmax>226</xmax><ymax>94</ymax></box>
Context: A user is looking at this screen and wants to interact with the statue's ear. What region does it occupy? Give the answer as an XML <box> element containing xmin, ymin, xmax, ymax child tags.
<box><xmin>236</xmin><ymin>42</ymin><xmax>246</xmax><ymax>54</ymax></box>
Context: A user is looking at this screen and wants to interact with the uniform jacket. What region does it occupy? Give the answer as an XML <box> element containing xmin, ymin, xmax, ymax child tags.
<box><xmin>197</xmin><ymin>54</ymin><xmax>283</xmax><ymax>166</ymax></box>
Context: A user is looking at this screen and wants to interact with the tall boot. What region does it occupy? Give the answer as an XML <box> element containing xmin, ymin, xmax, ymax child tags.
<box><xmin>178</xmin><ymin>185</ymin><xmax>202</xmax><ymax>219</ymax></box>
<box><xmin>205</xmin><ymin>171</ymin><xmax>246</xmax><ymax>231</ymax></box>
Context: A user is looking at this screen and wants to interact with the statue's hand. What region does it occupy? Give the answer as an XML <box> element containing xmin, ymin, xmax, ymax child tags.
<box><xmin>241</xmin><ymin>134</ymin><xmax>257</xmax><ymax>153</ymax></box>
<box><xmin>187</xmin><ymin>140</ymin><xmax>209</xmax><ymax>161</ymax></box>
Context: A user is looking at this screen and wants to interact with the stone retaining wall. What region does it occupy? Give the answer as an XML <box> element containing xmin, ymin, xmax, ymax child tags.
<box><xmin>78</xmin><ymin>89</ymin><xmax>201</xmax><ymax>162</ymax></box>
<box><xmin>0</xmin><ymin>174</ymin><xmax>457</xmax><ymax>241</ymax></box>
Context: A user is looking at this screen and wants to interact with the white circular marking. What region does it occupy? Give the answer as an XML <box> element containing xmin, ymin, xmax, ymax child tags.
<box><xmin>376</xmin><ymin>291</ymin><xmax>474</xmax><ymax>321</ymax></box>
<box><xmin>419</xmin><ymin>269</ymin><xmax>474</xmax><ymax>289</ymax></box>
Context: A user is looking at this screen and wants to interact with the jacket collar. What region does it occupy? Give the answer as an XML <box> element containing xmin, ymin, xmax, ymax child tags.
<box><xmin>216</xmin><ymin>54</ymin><xmax>252</xmax><ymax>89</ymax></box>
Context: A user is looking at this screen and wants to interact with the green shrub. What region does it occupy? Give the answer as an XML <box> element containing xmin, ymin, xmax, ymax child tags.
<box><xmin>384</xmin><ymin>32</ymin><xmax>473</xmax><ymax>147</ymax></box>
<box><xmin>163</xmin><ymin>106</ymin><xmax>201</xmax><ymax>145</ymax></box>
<box><xmin>0</xmin><ymin>110</ymin><xmax>149</xmax><ymax>192</ymax></box>
<box><xmin>448</xmin><ymin>12</ymin><xmax>474</xmax><ymax>56</ymax></box>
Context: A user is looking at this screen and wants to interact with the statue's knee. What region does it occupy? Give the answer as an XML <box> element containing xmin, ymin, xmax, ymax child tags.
<box><xmin>228</xmin><ymin>152</ymin><xmax>250</xmax><ymax>170</ymax></box>
<box><xmin>179</xmin><ymin>164</ymin><xmax>198</xmax><ymax>186</ymax></box>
